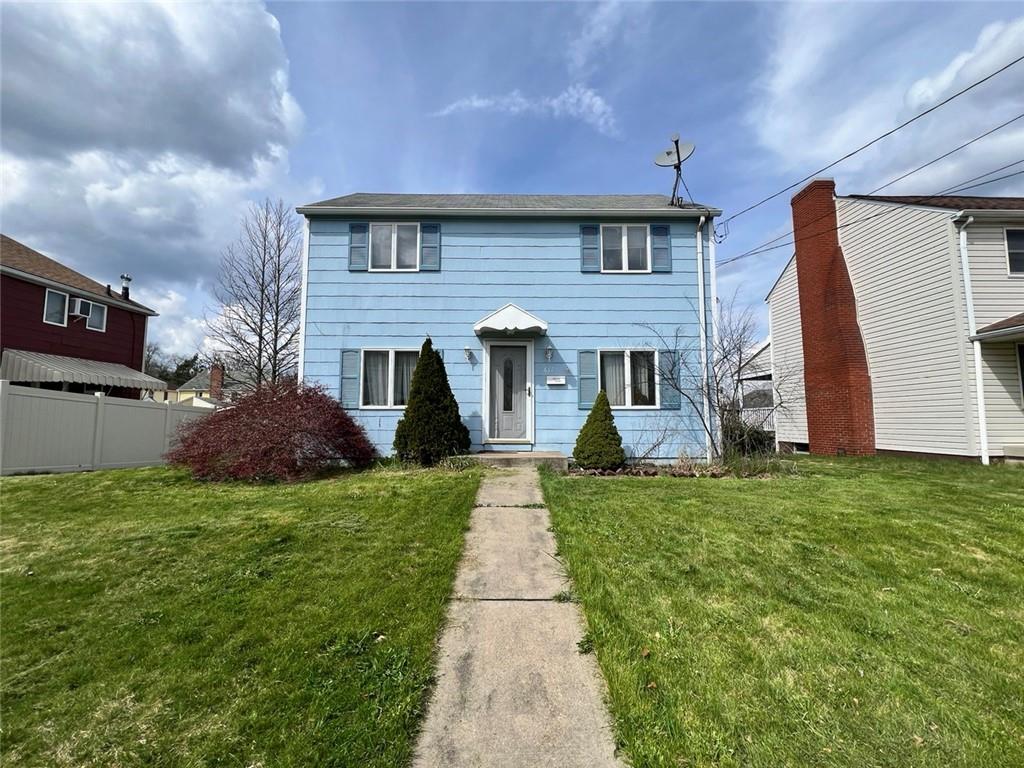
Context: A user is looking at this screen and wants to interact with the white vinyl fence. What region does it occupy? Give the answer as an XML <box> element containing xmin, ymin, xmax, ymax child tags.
<box><xmin>0</xmin><ymin>381</ymin><xmax>208</xmax><ymax>475</ymax></box>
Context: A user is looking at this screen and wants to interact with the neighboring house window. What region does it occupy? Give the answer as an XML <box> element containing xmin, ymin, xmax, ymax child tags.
<box><xmin>43</xmin><ymin>289</ymin><xmax>68</xmax><ymax>326</ymax></box>
<box><xmin>601</xmin><ymin>225</ymin><xmax>650</xmax><ymax>273</ymax></box>
<box><xmin>1007</xmin><ymin>229</ymin><xmax>1024</xmax><ymax>275</ymax></box>
<box><xmin>599</xmin><ymin>349</ymin><xmax>658</xmax><ymax>408</ymax></box>
<box><xmin>370</xmin><ymin>223</ymin><xmax>419</xmax><ymax>271</ymax></box>
<box><xmin>361</xmin><ymin>349</ymin><xmax>419</xmax><ymax>407</ymax></box>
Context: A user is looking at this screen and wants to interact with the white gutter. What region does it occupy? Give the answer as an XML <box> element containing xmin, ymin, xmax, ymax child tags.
<box><xmin>708</xmin><ymin>225</ymin><xmax>721</xmax><ymax>457</ymax></box>
<box><xmin>696</xmin><ymin>216</ymin><xmax>711</xmax><ymax>461</ymax></box>
<box><xmin>296</xmin><ymin>205</ymin><xmax>723</xmax><ymax>218</ymax></box>
<box><xmin>297</xmin><ymin>216</ymin><xmax>310</xmax><ymax>384</ymax></box>
<box><xmin>954</xmin><ymin>214</ymin><xmax>989</xmax><ymax>465</ymax></box>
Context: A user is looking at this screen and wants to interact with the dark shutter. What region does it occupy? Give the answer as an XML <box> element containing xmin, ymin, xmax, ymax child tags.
<box><xmin>340</xmin><ymin>349</ymin><xmax>360</xmax><ymax>408</ymax></box>
<box><xmin>348</xmin><ymin>223</ymin><xmax>368</xmax><ymax>271</ymax></box>
<box><xmin>660</xmin><ymin>350</ymin><xmax>681</xmax><ymax>410</ymax></box>
<box><xmin>578</xmin><ymin>350</ymin><xmax>597</xmax><ymax>409</ymax></box>
<box><xmin>580</xmin><ymin>225</ymin><xmax>600</xmax><ymax>273</ymax></box>
<box><xmin>420</xmin><ymin>223</ymin><xmax>441</xmax><ymax>271</ymax></box>
<box><xmin>651</xmin><ymin>224</ymin><xmax>671</xmax><ymax>272</ymax></box>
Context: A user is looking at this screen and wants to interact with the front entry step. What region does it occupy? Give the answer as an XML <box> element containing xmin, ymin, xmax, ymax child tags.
<box><xmin>471</xmin><ymin>451</ymin><xmax>568</xmax><ymax>471</ymax></box>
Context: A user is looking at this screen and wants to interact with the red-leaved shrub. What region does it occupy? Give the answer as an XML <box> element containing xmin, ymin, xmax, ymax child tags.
<box><xmin>167</xmin><ymin>382</ymin><xmax>376</xmax><ymax>481</ymax></box>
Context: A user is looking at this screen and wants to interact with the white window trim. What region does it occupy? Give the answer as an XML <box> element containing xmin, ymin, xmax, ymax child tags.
<box><xmin>600</xmin><ymin>224</ymin><xmax>652</xmax><ymax>274</ymax></box>
<box><xmin>598</xmin><ymin>348</ymin><xmax>660</xmax><ymax>409</ymax></box>
<box><xmin>368</xmin><ymin>223</ymin><xmax>421</xmax><ymax>272</ymax></box>
<box><xmin>1005</xmin><ymin>226</ymin><xmax>1024</xmax><ymax>277</ymax></box>
<box><xmin>358</xmin><ymin>348</ymin><xmax>419</xmax><ymax>409</ymax></box>
<box><xmin>42</xmin><ymin>288</ymin><xmax>69</xmax><ymax>327</ymax></box>
<box><xmin>85</xmin><ymin>301</ymin><xmax>107</xmax><ymax>332</ymax></box>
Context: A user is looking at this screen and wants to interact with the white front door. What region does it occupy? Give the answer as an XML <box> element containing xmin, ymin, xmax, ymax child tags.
<box><xmin>488</xmin><ymin>344</ymin><xmax>530</xmax><ymax>442</ymax></box>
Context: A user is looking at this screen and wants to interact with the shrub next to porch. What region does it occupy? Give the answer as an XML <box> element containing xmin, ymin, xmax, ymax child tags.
<box><xmin>573</xmin><ymin>390</ymin><xmax>625</xmax><ymax>470</ymax></box>
<box><xmin>393</xmin><ymin>338</ymin><xmax>471</xmax><ymax>465</ymax></box>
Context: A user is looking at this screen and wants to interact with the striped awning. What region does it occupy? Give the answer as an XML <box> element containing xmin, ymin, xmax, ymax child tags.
<box><xmin>0</xmin><ymin>349</ymin><xmax>167</xmax><ymax>390</ymax></box>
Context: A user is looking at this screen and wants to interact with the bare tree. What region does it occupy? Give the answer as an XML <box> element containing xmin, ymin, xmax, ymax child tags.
<box><xmin>207</xmin><ymin>198</ymin><xmax>302</xmax><ymax>387</ymax></box>
<box><xmin>641</xmin><ymin>292</ymin><xmax>796</xmax><ymax>461</ymax></box>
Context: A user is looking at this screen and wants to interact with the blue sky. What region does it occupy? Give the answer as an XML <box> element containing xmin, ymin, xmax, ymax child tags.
<box><xmin>2</xmin><ymin>2</ymin><xmax>1023</xmax><ymax>354</ymax></box>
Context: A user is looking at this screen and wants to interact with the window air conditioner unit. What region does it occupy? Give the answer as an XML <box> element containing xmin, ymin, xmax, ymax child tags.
<box><xmin>69</xmin><ymin>298</ymin><xmax>91</xmax><ymax>317</ymax></box>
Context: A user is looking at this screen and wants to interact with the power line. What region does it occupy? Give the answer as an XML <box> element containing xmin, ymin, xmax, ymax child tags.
<box><xmin>721</xmin><ymin>112</ymin><xmax>1024</xmax><ymax>263</ymax></box>
<box><xmin>717</xmin><ymin>52</ymin><xmax>1024</xmax><ymax>228</ymax></box>
<box><xmin>717</xmin><ymin>158</ymin><xmax>1024</xmax><ymax>267</ymax></box>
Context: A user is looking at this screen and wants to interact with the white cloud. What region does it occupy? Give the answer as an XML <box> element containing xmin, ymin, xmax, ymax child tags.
<box><xmin>435</xmin><ymin>84</ymin><xmax>620</xmax><ymax>137</ymax></box>
<box><xmin>0</xmin><ymin>1</ymin><xmax>313</xmax><ymax>355</ymax></box>
<box><xmin>566</xmin><ymin>1</ymin><xmax>650</xmax><ymax>78</ymax></box>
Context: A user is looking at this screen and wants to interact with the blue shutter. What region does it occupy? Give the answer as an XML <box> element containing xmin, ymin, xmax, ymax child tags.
<box><xmin>578</xmin><ymin>350</ymin><xmax>597</xmax><ymax>409</ymax></box>
<box><xmin>348</xmin><ymin>223</ymin><xmax>368</xmax><ymax>271</ymax></box>
<box><xmin>651</xmin><ymin>224</ymin><xmax>671</xmax><ymax>272</ymax></box>
<box><xmin>660</xmin><ymin>350</ymin><xmax>681</xmax><ymax>410</ymax></box>
<box><xmin>580</xmin><ymin>225</ymin><xmax>600</xmax><ymax>272</ymax></box>
<box><xmin>420</xmin><ymin>223</ymin><xmax>441</xmax><ymax>271</ymax></box>
<box><xmin>340</xmin><ymin>349</ymin><xmax>360</xmax><ymax>408</ymax></box>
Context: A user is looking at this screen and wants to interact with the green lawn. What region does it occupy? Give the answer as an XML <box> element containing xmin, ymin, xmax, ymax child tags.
<box><xmin>541</xmin><ymin>457</ymin><xmax>1024</xmax><ymax>768</ymax></box>
<box><xmin>1</xmin><ymin>466</ymin><xmax>480</xmax><ymax>767</ymax></box>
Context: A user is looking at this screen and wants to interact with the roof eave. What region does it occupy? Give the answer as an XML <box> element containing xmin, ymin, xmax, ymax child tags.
<box><xmin>296</xmin><ymin>205</ymin><xmax>721</xmax><ymax>218</ymax></box>
<box><xmin>950</xmin><ymin>209</ymin><xmax>1024</xmax><ymax>221</ymax></box>
<box><xmin>970</xmin><ymin>324</ymin><xmax>1024</xmax><ymax>342</ymax></box>
<box><xmin>0</xmin><ymin>264</ymin><xmax>159</xmax><ymax>316</ymax></box>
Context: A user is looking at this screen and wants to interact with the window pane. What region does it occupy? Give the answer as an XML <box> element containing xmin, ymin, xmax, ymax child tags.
<box><xmin>44</xmin><ymin>291</ymin><xmax>66</xmax><ymax>324</ymax></box>
<box><xmin>600</xmin><ymin>351</ymin><xmax>626</xmax><ymax>406</ymax></box>
<box><xmin>631</xmin><ymin>351</ymin><xmax>656</xmax><ymax>406</ymax></box>
<box><xmin>396</xmin><ymin>224</ymin><xmax>418</xmax><ymax>269</ymax></box>
<box><xmin>393</xmin><ymin>351</ymin><xmax>418</xmax><ymax>406</ymax></box>
<box><xmin>1008</xmin><ymin>229</ymin><xmax>1024</xmax><ymax>274</ymax></box>
<box><xmin>370</xmin><ymin>224</ymin><xmax>392</xmax><ymax>269</ymax></box>
<box><xmin>503</xmin><ymin>358</ymin><xmax>514</xmax><ymax>411</ymax></box>
<box><xmin>602</xmin><ymin>226</ymin><xmax>622</xmax><ymax>271</ymax></box>
<box><xmin>627</xmin><ymin>226</ymin><xmax>648</xmax><ymax>271</ymax></box>
<box><xmin>87</xmin><ymin>303</ymin><xmax>106</xmax><ymax>331</ymax></box>
<box><xmin>362</xmin><ymin>351</ymin><xmax>389</xmax><ymax>406</ymax></box>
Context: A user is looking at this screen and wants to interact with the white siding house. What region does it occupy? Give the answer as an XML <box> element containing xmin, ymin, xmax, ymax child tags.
<box><xmin>766</xmin><ymin>257</ymin><xmax>808</xmax><ymax>446</ymax></box>
<box><xmin>767</xmin><ymin>186</ymin><xmax>1024</xmax><ymax>462</ymax></box>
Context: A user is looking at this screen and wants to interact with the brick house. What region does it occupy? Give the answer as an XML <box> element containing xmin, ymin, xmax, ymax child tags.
<box><xmin>0</xmin><ymin>234</ymin><xmax>166</xmax><ymax>397</ymax></box>
<box><xmin>768</xmin><ymin>180</ymin><xmax>1023</xmax><ymax>463</ymax></box>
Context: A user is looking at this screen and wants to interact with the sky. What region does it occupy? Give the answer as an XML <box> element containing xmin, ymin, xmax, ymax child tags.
<box><xmin>2</xmin><ymin>1</ymin><xmax>1023</xmax><ymax>356</ymax></box>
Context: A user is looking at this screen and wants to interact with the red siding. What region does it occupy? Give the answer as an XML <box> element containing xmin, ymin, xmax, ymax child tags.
<box><xmin>0</xmin><ymin>274</ymin><xmax>146</xmax><ymax>370</ymax></box>
<box><xmin>791</xmin><ymin>179</ymin><xmax>876</xmax><ymax>457</ymax></box>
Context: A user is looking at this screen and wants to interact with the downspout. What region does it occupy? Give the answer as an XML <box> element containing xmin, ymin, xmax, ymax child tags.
<box><xmin>696</xmin><ymin>216</ymin><xmax>711</xmax><ymax>461</ymax></box>
<box><xmin>297</xmin><ymin>216</ymin><xmax>310</xmax><ymax>384</ymax></box>
<box><xmin>708</xmin><ymin>220</ymin><xmax>721</xmax><ymax>458</ymax></box>
<box><xmin>955</xmin><ymin>214</ymin><xmax>989</xmax><ymax>465</ymax></box>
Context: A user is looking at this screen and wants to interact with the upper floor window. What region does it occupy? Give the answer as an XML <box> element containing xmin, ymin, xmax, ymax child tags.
<box><xmin>361</xmin><ymin>348</ymin><xmax>419</xmax><ymax>408</ymax></box>
<box><xmin>599</xmin><ymin>349</ymin><xmax>658</xmax><ymax>408</ymax></box>
<box><xmin>601</xmin><ymin>225</ymin><xmax>650</xmax><ymax>273</ymax></box>
<box><xmin>70</xmin><ymin>297</ymin><xmax>107</xmax><ymax>332</ymax></box>
<box><xmin>43</xmin><ymin>289</ymin><xmax>68</xmax><ymax>326</ymax></box>
<box><xmin>1007</xmin><ymin>229</ymin><xmax>1024</xmax><ymax>275</ymax></box>
<box><xmin>370</xmin><ymin>223</ymin><xmax>419</xmax><ymax>271</ymax></box>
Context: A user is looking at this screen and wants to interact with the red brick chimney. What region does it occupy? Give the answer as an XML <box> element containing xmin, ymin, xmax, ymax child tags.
<box><xmin>791</xmin><ymin>179</ymin><xmax>875</xmax><ymax>456</ymax></box>
<box><xmin>210</xmin><ymin>362</ymin><xmax>225</xmax><ymax>401</ymax></box>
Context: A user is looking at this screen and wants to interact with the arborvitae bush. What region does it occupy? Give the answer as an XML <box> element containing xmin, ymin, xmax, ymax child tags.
<box><xmin>573</xmin><ymin>389</ymin><xmax>626</xmax><ymax>470</ymax></box>
<box><xmin>167</xmin><ymin>382</ymin><xmax>375</xmax><ymax>481</ymax></box>
<box><xmin>393</xmin><ymin>338</ymin><xmax>470</xmax><ymax>465</ymax></box>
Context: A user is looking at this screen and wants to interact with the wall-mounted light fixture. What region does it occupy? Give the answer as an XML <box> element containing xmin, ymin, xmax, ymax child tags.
<box><xmin>544</xmin><ymin>343</ymin><xmax>554</xmax><ymax>361</ymax></box>
<box><xmin>464</xmin><ymin>346</ymin><xmax>473</xmax><ymax>361</ymax></box>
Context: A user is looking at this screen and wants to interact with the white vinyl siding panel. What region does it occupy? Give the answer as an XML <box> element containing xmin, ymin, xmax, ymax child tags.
<box><xmin>766</xmin><ymin>257</ymin><xmax>808</xmax><ymax>444</ymax></box>
<box><xmin>966</xmin><ymin>223</ymin><xmax>1024</xmax><ymax>328</ymax></box>
<box><xmin>835</xmin><ymin>199</ymin><xmax>976</xmax><ymax>455</ymax></box>
<box><xmin>979</xmin><ymin>342</ymin><xmax>1024</xmax><ymax>457</ymax></box>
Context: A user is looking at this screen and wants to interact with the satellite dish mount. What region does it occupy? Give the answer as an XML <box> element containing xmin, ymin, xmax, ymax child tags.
<box><xmin>654</xmin><ymin>133</ymin><xmax>695</xmax><ymax>207</ymax></box>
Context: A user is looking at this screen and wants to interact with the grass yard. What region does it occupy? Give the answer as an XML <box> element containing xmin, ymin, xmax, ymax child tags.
<box><xmin>541</xmin><ymin>456</ymin><xmax>1024</xmax><ymax>768</ymax></box>
<box><xmin>1</xmin><ymin>466</ymin><xmax>480</xmax><ymax>767</ymax></box>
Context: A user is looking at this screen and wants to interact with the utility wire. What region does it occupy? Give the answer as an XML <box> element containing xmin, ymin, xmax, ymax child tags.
<box><xmin>717</xmin><ymin>158</ymin><xmax>1024</xmax><ymax>267</ymax></box>
<box><xmin>717</xmin><ymin>52</ymin><xmax>1024</xmax><ymax>228</ymax></box>
<box><xmin>721</xmin><ymin>112</ymin><xmax>1024</xmax><ymax>263</ymax></box>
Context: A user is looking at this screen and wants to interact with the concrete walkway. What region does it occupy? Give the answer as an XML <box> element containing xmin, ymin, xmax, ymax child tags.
<box><xmin>414</xmin><ymin>468</ymin><xmax>623</xmax><ymax>768</ymax></box>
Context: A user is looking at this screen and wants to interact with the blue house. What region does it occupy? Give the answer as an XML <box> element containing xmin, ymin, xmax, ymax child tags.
<box><xmin>296</xmin><ymin>194</ymin><xmax>720</xmax><ymax>462</ymax></box>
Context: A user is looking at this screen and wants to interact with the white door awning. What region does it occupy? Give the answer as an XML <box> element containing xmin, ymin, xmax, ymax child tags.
<box><xmin>0</xmin><ymin>348</ymin><xmax>168</xmax><ymax>390</ymax></box>
<box><xmin>473</xmin><ymin>304</ymin><xmax>548</xmax><ymax>336</ymax></box>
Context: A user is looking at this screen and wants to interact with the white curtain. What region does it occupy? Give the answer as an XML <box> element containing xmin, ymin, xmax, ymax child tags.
<box><xmin>600</xmin><ymin>352</ymin><xmax>626</xmax><ymax>406</ymax></box>
<box><xmin>393</xmin><ymin>351</ymin><xmax>418</xmax><ymax>405</ymax></box>
<box><xmin>631</xmin><ymin>351</ymin><xmax>655</xmax><ymax>406</ymax></box>
<box><xmin>363</xmin><ymin>351</ymin><xmax>389</xmax><ymax>406</ymax></box>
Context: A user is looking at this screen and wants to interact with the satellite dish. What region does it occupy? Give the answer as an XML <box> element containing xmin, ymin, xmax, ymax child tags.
<box><xmin>654</xmin><ymin>142</ymin><xmax>695</xmax><ymax>167</ymax></box>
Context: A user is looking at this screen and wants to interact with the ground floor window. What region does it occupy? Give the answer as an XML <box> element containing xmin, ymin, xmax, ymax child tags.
<box><xmin>599</xmin><ymin>349</ymin><xmax>658</xmax><ymax>408</ymax></box>
<box><xmin>361</xmin><ymin>349</ymin><xmax>419</xmax><ymax>408</ymax></box>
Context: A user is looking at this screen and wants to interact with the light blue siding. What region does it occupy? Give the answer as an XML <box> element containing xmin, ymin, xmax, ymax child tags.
<box><xmin>303</xmin><ymin>218</ymin><xmax>712</xmax><ymax>460</ymax></box>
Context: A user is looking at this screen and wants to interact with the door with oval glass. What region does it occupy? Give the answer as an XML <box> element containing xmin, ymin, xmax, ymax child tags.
<box><xmin>489</xmin><ymin>344</ymin><xmax>529</xmax><ymax>441</ymax></box>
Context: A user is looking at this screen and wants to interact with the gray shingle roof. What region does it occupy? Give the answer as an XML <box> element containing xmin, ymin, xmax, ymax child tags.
<box><xmin>299</xmin><ymin>193</ymin><xmax>719</xmax><ymax>216</ymax></box>
<box><xmin>177</xmin><ymin>369</ymin><xmax>254</xmax><ymax>393</ymax></box>
<box><xmin>846</xmin><ymin>195</ymin><xmax>1024</xmax><ymax>211</ymax></box>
